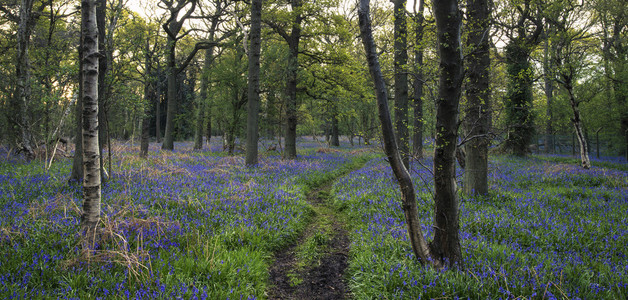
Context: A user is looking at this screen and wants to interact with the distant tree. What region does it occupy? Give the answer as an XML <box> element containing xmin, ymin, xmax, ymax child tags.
<box><xmin>463</xmin><ymin>0</ymin><xmax>491</xmax><ymax>195</ymax></box>
<box><xmin>246</xmin><ymin>0</ymin><xmax>262</xmax><ymax>166</ymax></box>
<box><xmin>546</xmin><ymin>0</ymin><xmax>596</xmax><ymax>169</ymax></box>
<box><xmin>80</xmin><ymin>0</ymin><xmax>102</xmax><ymax>234</ymax></box>
<box><xmin>497</xmin><ymin>0</ymin><xmax>544</xmax><ymax>156</ymax></box>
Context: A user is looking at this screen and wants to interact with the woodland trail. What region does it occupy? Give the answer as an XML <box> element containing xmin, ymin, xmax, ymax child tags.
<box><xmin>267</xmin><ymin>171</ymin><xmax>357</xmax><ymax>299</ymax></box>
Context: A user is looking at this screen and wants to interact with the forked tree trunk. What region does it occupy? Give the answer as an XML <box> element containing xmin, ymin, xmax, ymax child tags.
<box><xmin>463</xmin><ymin>0</ymin><xmax>491</xmax><ymax>196</ymax></box>
<box><xmin>567</xmin><ymin>88</ymin><xmax>591</xmax><ymax>169</ymax></box>
<box><xmin>393</xmin><ymin>0</ymin><xmax>409</xmax><ymax>167</ymax></box>
<box><xmin>80</xmin><ymin>0</ymin><xmax>102</xmax><ymax>233</ymax></box>
<box><xmin>358</xmin><ymin>0</ymin><xmax>437</xmax><ymax>268</ymax></box>
<box><xmin>245</xmin><ymin>0</ymin><xmax>262</xmax><ymax>166</ymax></box>
<box><xmin>430</xmin><ymin>0</ymin><xmax>464</xmax><ymax>267</ymax></box>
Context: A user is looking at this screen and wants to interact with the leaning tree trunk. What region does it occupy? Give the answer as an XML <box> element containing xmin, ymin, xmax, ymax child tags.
<box><xmin>245</xmin><ymin>0</ymin><xmax>262</xmax><ymax>166</ymax></box>
<box><xmin>412</xmin><ymin>2</ymin><xmax>425</xmax><ymax>159</ymax></box>
<box><xmin>13</xmin><ymin>0</ymin><xmax>36</xmax><ymax>160</ymax></box>
<box><xmin>431</xmin><ymin>0</ymin><xmax>464</xmax><ymax>268</ymax></box>
<box><xmin>358</xmin><ymin>0</ymin><xmax>437</xmax><ymax>269</ymax></box>
<box><xmin>393</xmin><ymin>0</ymin><xmax>409</xmax><ymax>167</ymax></box>
<box><xmin>80</xmin><ymin>0</ymin><xmax>102</xmax><ymax>233</ymax></box>
<box><xmin>463</xmin><ymin>0</ymin><xmax>491</xmax><ymax>196</ymax></box>
<box><xmin>567</xmin><ymin>87</ymin><xmax>591</xmax><ymax>169</ymax></box>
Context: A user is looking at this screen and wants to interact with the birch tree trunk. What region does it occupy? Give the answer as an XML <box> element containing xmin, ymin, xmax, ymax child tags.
<box><xmin>245</xmin><ymin>0</ymin><xmax>262</xmax><ymax>166</ymax></box>
<box><xmin>463</xmin><ymin>0</ymin><xmax>491</xmax><ymax>196</ymax></box>
<box><xmin>431</xmin><ymin>0</ymin><xmax>463</xmax><ymax>267</ymax></box>
<box><xmin>358</xmin><ymin>0</ymin><xmax>437</xmax><ymax>269</ymax></box>
<box><xmin>80</xmin><ymin>0</ymin><xmax>102</xmax><ymax>233</ymax></box>
<box><xmin>567</xmin><ymin>88</ymin><xmax>591</xmax><ymax>169</ymax></box>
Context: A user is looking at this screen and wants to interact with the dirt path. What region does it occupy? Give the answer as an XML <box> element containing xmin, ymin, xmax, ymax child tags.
<box><xmin>268</xmin><ymin>181</ymin><xmax>351</xmax><ymax>300</ymax></box>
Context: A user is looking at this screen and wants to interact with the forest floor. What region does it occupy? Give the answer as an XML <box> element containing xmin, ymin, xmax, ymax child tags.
<box><xmin>268</xmin><ymin>181</ymin><xmax>350</xmax><ymax>300</ymax></box>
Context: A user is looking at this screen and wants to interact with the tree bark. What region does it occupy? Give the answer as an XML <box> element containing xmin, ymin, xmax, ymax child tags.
<box><xmin>394</xmin><ymin>0</ymin><xmax>409</xmax><ymax>167</ymax></box>
<box><xmin>246</xmin><ymin>0</ymin><xmax>262</xmax><ymax>166</ymax></box>
<box><xmin>194</xmin><ymin>48</ymin><xmax>213</xmax><ymax>150</ymax></box>
<box><xmin>543</xmin><ymin>34</ymin><xmax>555</xmax><ymax>154</ymax></box>
<box><xmin>80</xmin><ymin>0</ymin><xmax>102</xmax><ymax>233</ymax></box>
<box><xmin>140</xmin><ymin>40</ymin><xmax>152</xmax><ymax>158</ymax></box>
<box><xmin>431</xmin><ymin>0</ymin><xmax>463</xmax><ymax>267</ymax></box>
<box><xmin>567</xmin><ymin>87</ymin><xmax>591</xmax><ymax>168</ymax></box>
<box><xmin>13</xmin><ymin>0</ymin><xmax>36</xmax><ymax>160</ymax></box>
<box><xmin>283</xmin><ymin>0</ymin><xmax>304</xmax><ymax>159</ymax></box>
<box><xmin>412</xmin><ymin>2</ymin><xmax>425</xmax><ymax>159</ymax></box>
<box><xmin>463</xmin><ymin>0</ymin><xmax>491</xmax><ymax>196</ymax></box>
<box><xmin>358</xmin><ymin>0</ymin><xmax>437</xmax><ymax>268</ymax></box>
<box><xmin>330</xmin><ymin>103</ymin><xmax>340</xmax><ymax>147</ymax></box>
<box><xmin>162</xmin><ymin>35</ymin><xmax>177</xmax><ymax>150</ymax></box>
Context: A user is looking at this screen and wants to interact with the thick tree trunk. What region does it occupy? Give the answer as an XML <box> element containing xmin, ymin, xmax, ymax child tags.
<box><xmin>358</xmin><ymin>0</ymin><xmax>436</xmax><ymax>268</ymax></box>
<box><xmin>283</xmin><ymin>0</ymin><xmax>303</xmax><ymax>159</ymax></box>
<box><xmin>463</xmin><ymin>0</ymin><xmax>491</xmax><ymax>196</ymax></box>
<box><xmin>567</xmin><ymin>88</ymin><xmax>591</xmax><ymax>169</ymax></box>
<box><xmin>394</xmin><ymin>0</ymin><xmax>409</xmax><ymax>167</ymax></box>
<box><xmin>412</xmin><ymin>3</ymin><xmax>425</xmax><ymax>159</ymax></box>
<box><xmin>162</xmin><ymin>37</ymin><xmax>177</xmax><ymax>150</ymax></box>
<box><xmin>96</xmin><ymin>0</ymin><xmax>107</xmax><ymax>181</ymax></box>
<box><xmin>431</xmin><ymin>0</ymin><xmax>463</xmax><ymax>268</ymax></box>
<box><xmin>504</xmin><ymin>40</ymin><xmax>535</xmax><ymax>156</ymax></box>
<box><xmin>13</xmin><ymin>0</ymin><xmax>36</xmax><ymax>160</ymax></box>
<box><xmin>80</xmin><ymin>0</ymin><xmax>101</xmax><ymax>233</ymax></box>
<box><xmin>245</xmin><ymin>0</ymin><xmax>262</xmax><ymax>166</ymax></box>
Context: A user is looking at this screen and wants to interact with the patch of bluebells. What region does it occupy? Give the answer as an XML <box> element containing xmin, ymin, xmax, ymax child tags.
<box><xmin>0</xmin><ymin>141</ymin><xmax>352</xmax><ymax>298</ymax></box>
<box><xmin>334</xmin><ymin>156</ymin><xmax>628</xmax><ymax>298</ymax></box>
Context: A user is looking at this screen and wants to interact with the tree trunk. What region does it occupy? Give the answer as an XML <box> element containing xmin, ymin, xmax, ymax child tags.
<box><xmin>543</xmin><ymin>35</ymin><xmax>555</xmax><ymax>154</ymax></box>
<box><xmin>155</xmin><ymin>68</ymin><xmax>162</xmax><ymax>143</ymax></box>
<box><xmin>358</xmin><ymin>0</ymin><xmax>437</xmax><ymax>268</ymax></box>
<box><xmin>331</xmin><ymin>104</ymin><xmax>340</xmax><ymax>147</ymax></box>
<box><xmin>162</xmin><ymin>36</ymin><xmax>177</xmax><ymax>150</ymax></box>
<box><xmin>504</xmin><ymin>39</ymin><xmax>535</xmax><ymax>156</ymax></box>
<box><xmin>431</xmin><ymin>0</ymin><xmax>463</xmax><ymax>267</ymax></box>
<box><xmin>567</xmin><ymin>88</ymin><xmax>591</xmax><ymax>169</ymax></box>
<box><xmin>463</xmin><ymin>0</ymin><xmax>491</xmax><ymax>196</ymax></box>
<box><xmin>140</xmin><ymin>40</ymin><xmax>152</xmax><ymax>158</ymax></box>
<box><xmin>13</xmin><ymin>0</ymin><xmax>36</xmax><ymax>160</ymax></box>
<box><xmin>283</xmin><ymin>0</ymin><xmax>303</xmax><ymax>159</ymax></box>
<box><xmin>80</xmin><ymin>0</ymin><xmax>102</xmax><ymax>233</ymax></box>
<box><xmin>394</xmin><ymin>0</ymin><xmax>409</xmax><ymax>167</ymax></box>
<box><xmin>96</xmin><ymin>0</ymin><xmax>107</xmax><ymax>181</ymax></box>
<box><xmin>245</xmin><ymin>0</ymin><xmax>262</xmax><ymax>166</ymax></box>
<box><xmin>412</xmin><ymin>2</ymin><xmax>425</xmax><ymax>159</ymax></box>
<box><xmin>71</xmin><ymin>14</ymin><xmax>85</xmax><ymax>182</ymax></box>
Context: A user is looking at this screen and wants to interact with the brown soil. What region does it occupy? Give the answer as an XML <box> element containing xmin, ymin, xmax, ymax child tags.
<box><xmin>267</xmin><ymin>184</ymin><xmax>351</xmax><ymax>300</ymax></box>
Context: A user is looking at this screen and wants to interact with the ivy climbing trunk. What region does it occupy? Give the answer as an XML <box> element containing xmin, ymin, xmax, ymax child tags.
<box><xmin>80</xmin><ymin>0</ymin><xmax>102</xmax><ymax>233</ymax></box>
